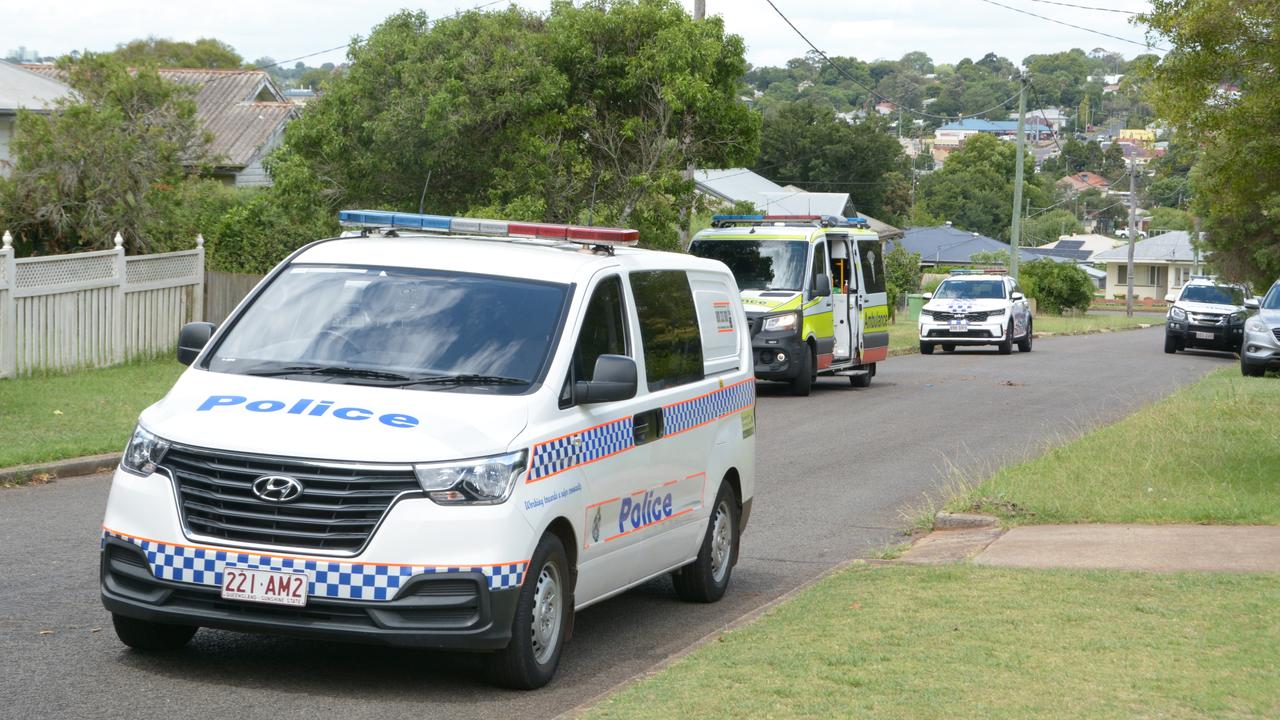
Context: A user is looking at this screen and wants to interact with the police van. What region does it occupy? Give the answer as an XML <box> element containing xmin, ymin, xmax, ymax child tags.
<box><xmin>688</xmin><ymin>215</ymin><xmax>889</xmax><ymax>395</ymax></box>
<box><xmin>100</xmin><ymin>210</ymin><xmax>756</xmax><ymax>689</ymax></box>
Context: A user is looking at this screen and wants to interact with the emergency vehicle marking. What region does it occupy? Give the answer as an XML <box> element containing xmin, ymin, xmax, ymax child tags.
<box><xmin>526</xmin><ymin>380</ymin><xmax>755</xmax><ymax>482</ymax></box>
<box><xmin>102</xmin><ymin>528</ymin><xmax>527</xmax><ymax>596</ymax></box>
<box><xmin>196</xmin><ymin>395</ymin><xmax>420</xmax><ymax>429</ymax></box>
<box><xmin>584</xmin><ymin>472</ymin><xmax>706</xmax><ymax>548</ymax></box>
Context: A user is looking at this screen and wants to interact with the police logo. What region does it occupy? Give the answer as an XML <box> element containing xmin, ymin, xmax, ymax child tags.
<box><xmin>591</xmin><ymin>508</ymin><xmax>602</xmax><ymax>543</ymax></box>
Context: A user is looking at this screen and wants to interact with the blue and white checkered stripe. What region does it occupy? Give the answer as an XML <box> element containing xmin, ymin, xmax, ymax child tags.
<box><xmin>103</xmin><ymin>530</ymin><xmax>526</xmax><ymax>599</ymax></box>
<box><xmin>663</xmin><ymin>380</ymin><xmax>756</xmax><ymax>436</ymax></box>
<box><xmin>528</xmin><ymin>416</ymin><xmax>634</xmax><ymax>482</ymax></box>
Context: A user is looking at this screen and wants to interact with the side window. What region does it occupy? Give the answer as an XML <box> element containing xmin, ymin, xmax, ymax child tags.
<box><xmin>572</xmin><ymin>275</ymin><xmax>628</xmax><ymax>382</ymax></box>
<box><xmin>630</xmin><ymin>270</ymin><xmax>705</xmax><ymax>391</ymax></box>
<box><xmin>810</xmin><ymin>242</ymin><xmax>828</xmax><ymax>293</ymax></box>
<box><xmin>856</xmin><ymin>239</ymin><xmax>885</xmax><ymax>295</ymax></box>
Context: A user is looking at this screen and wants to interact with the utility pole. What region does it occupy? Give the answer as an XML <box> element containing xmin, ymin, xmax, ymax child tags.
<box><xmin>679</xmin><ymin>0</ymin><xmax>706</xmax><ymax>249</ymax></box>
<box><xmin>1009</xmin><ymin>72</ymin><xmax>1027</xmax><ymax>279</ymax></box>
<box><xmin>694</xmin><ymin>0</ymin><xmax>705</xmax><ymax>18</ymax></box>
<box><xmin>1125</xmin><ymin>152</ymin><xmax>1137</xmax><ymax>317</ymax></box>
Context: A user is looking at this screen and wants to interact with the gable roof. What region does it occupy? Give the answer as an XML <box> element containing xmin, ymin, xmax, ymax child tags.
<box><xmin>0</xmin><ymin>60</ymin><xmax>70</xmax><ymax>113</ymax></box>
<box><xmin>760</xmin><ymin>191</ymin><xmax>851</xmax><ymax>217</ymax></box>
<box><xmin>1034</xmin><ymin>233</ymin><xmax>1121</xmax><ymax>261</ymax></box>
<box><xmin>1093</xmin><ymin>230</ymin><xmax>1197</xmax><ymax>263</ymax></box>
<box><xmin>20</xmin><ymin>65</ymin><xmax>295</xmax><ymax>169</ymax></box>
<box><xmin>1057</xmin><ymin>171</ymin><xmax>1111</xmax><ymax>193</ymax></box>
<box><xmin>694</xmin><ymin>168</ymin><xmax>784</xmax><ymax>210</ymax></box>
<box><xmin>892</xmin><ymin>224</ymin><xmax>1072</xmax><ymax>265</ymax></box>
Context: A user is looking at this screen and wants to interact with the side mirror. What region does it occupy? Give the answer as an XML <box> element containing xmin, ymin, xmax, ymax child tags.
<box><xmin>923</xmin><ymin>292</ymin><xmax>933</xmax><ymax>301</ymax></box>
<box><xmin>177</xmin><ymin>322</ymin><xmax>216</xmax><ymax>366</ymax></box>
<box><xmin>1011</xmin><ymin>292</ymin><xmax>1025</xmax><ymax>301</ymax></box>
<box><xmin>1164</xmin><ymin>293</ymin><xmax>1178</xmax><ymax>303</ymax></box>
<box><xmin>1245</xmin><ymin>297</ymin><xmax>1260</xmax><ymax>310</ymax></box>
<box><xmin>574</xmin><ymin>354</ymin><xmax>637</xmax><ymax>404</ymax></box>
<box><xmin>812</xmin><ymin>273</ymin><xmax>832</xmax><ymax>298</ymax></box>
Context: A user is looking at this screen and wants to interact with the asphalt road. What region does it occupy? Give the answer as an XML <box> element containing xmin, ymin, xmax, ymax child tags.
<box><xmin>0</xmin><ymin>327</ymin><xmax>1233</xmax><ymax>719</ymax></box>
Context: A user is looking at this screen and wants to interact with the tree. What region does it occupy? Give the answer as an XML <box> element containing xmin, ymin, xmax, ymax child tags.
<box><xmin>1019</xmin><ymin>259</ymin><xmax>1095</xmax><ymax>314</ymax></box>
<box><xmin>1145</xmin><ymin>0</ymin><xmax>1280</xmax><ymax>286</ymax></box>
<box><xmin>915</xmin><ymin>133</ymin><xmax>1047</xmax><ymax>241</ymax></box>
<box><xmin>1148</xmin><ymin>206</ymin><xmax>1194</xmax><ymax>233</ymax></box>
<box><xmin>108</xmin><ymin>37</ymin><xmax>243</xmax><ymax>68</ymax></box>
<box><xmin>884</xmin><ymin>243</ymin><xmax>922</xmax><ymax>315</ymax></box>
<box><xmin>0</xmin><ymin>53</ymin><xmax>210</xmax><ymax>254</ymax></box>
<box><xmin>1024</xmin><ymin>209</ymin><xmax>1084</xmax><ymax>246</ymax></box>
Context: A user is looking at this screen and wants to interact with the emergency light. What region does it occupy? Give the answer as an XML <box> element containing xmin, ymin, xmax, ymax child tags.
<box><xmin>338</xmin><ymin>210</ymin><xmax>640</xmax><ymax>247</ymax></box>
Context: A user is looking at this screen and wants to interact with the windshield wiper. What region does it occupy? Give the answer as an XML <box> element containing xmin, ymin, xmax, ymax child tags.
<box><xmin>242</xmin><ymin>365</ymin><xmax>413</xmax><ymax>382</ymax></box>
<box><xmin>392</xmin><ymin>373</ymin><xmax>529</xmax><ymax>387</ymax></box>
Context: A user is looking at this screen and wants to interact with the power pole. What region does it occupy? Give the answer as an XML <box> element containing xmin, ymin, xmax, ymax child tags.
<box><xmin>1125</xmin><ymin>153</ymin><xmax>1137</xmax><ymax>317</ymax></box>
<box><xmin>694</xmin><ymin>0</ymin><xmax>705</xmax><ymax>18</ymax></box>
<box><xmin>679</xmin><ymin>0</ymin><xmax>706</xmax><ymax>249</ymax></box>
<box><xmin>1009</xmin><ymin>72</ymin><xmax>1027</xmax><ymax>279</ymax></box>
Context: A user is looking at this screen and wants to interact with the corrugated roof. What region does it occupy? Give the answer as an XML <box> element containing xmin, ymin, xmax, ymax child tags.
<box><xmin>19</xmin><ymin>65</ymin><xmax>294</xmax><ymax>168</ymax></box>
<box><xmin>1093</xmin><ymin>231</ymin><xmax>1197</xmax><ymax>263</ymax></box>
<box><xmin>760</xmin><ymin>191</ymin><xmax>851</xmax><ymax>217</ymax></box>
<box><xmin>893</xmin><ymin>224</ymin><xmax>1074</xmax><ymax>265</ymax></box>
<box><xmin>695</xmin><ymin>168</ymin><xmax>784</xmax><ymax>209</ymax></box>
<box><xmin>0</xmin><ymin>61</ymin><xmax>71</xmax><ymax>112</ymax></box>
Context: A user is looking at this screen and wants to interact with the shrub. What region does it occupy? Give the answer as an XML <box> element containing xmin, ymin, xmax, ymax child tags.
<box><xmin>1019</xmin><ymin>259</ymin><xmax>1095</xmax><ymax>314</ymax></box>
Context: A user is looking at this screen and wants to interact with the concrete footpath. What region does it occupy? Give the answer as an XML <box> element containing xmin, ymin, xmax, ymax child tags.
<box><xmin>901</xmin><ymin>520</ymin><xmax>1280</xmax><ymax>573</ymax></box>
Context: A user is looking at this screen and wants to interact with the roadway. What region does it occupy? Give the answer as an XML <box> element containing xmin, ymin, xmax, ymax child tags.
<box><xmin>0</xmin><ymin>326</ymin><xmax>1232</xmax><ymax>719</ymax></box>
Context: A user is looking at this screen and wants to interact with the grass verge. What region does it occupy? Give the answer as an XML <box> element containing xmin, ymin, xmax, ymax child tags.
<box><xmin>586</xmin><ymin>565</ymin><xmax>1280</xmax><ymax>720</ymax></box>
<box><xmin>887</xmin><ymin>313</ymin><xmax>1155</xmax><ymax>356</ymax></box>
<box><xmin>950</xmin><ymin>367</ymin><xmax>1280</xmax><ymax>525</ymax></box>
<box><xmin>0</xmin><ymin>358</ymin><xmax>184</xmax><ymax>470</ymax></box>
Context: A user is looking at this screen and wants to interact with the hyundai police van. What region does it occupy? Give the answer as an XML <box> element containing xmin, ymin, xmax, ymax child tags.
<box><xmin>918</xmin><ymin>271</ymin><xmax>1033</xmax><ymax>354</ymax></box>
<box><xmin>100</xmin><ymin>210</ymin><xmax>756</xmax><ymax>689</ymax></box>
<box><xmin>688</xmin><ymin>215</ymin><xmax>889</xmax><ymax>395</ymax></box>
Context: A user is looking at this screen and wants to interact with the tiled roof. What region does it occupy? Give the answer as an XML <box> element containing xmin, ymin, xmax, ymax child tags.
<box><xmin>20</xmin><ymin>65</ymin><xmax>294</xmax><ymax>169</ymax></box>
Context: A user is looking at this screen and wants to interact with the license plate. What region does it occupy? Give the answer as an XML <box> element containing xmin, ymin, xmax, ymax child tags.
<box><xmin>949</xmin><ymin>320</ymin><xmax>969</xmax><ymax>332</ymax></box>
<box><xmin>220</xmin><ymin>567</ymin><xmax>308</xmax><ymax>607</ymax></box>
<box><xmin>1195</xmin><ymin>331</ymin><xmax>1215</xmax><ymax>340</ymax></box>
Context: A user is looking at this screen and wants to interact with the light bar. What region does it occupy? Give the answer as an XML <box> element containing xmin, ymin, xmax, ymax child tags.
<box><xmin>764</xmin><ymin>214</ymin><xmax>822</xmax><ymax>221</ymax></box>
<box><xmin>337</xmin><ymin>210</ymin><xmax>638</xmax><ymax>247</ymax></box>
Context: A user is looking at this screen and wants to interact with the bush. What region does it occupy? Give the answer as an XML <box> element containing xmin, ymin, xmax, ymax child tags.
<box><xmin>1019</xmin><ymin>260</ymin><xmax>1095</xmax><ymax>314</ymax></box>
<box><xmin>885</xmin><ymin>244</ymin><xmax>922</xmax><ymax>313</ymax></box>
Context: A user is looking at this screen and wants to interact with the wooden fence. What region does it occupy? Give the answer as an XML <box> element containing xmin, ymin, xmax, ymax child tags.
<box><xmin>204</xmin><ymin>270</ymin><xmax>264</xmax><ymax>325</ymax></box>
<box><xmin>0</xmin><ymin>231</ymin><xmax>204</xmax><ymax>378</ymax></box>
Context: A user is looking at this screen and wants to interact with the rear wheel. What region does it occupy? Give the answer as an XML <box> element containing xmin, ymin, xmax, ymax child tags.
<box><xmin>1164</xmin><ymin>332</ymin><xmax>1178</xmax><ymax>354</ymax></box>
<box><xmin>850</xmin><ymin>366</ymin><xmax>872</xmax><ymax>387</ymax></box>
<box><xmin>111</xmin><ymin>614</ymin><xmax>197</xmax><ymax>652</ymax></box>
<box><xmin>1018</xmin><ymin>320</ymin><xmax>1033</xmax><ymax>353</ymax></box>
<box><xmin>919</xmin><ymin>341</ymin><xmax>935</xmax><ymax>355</ymax></box>
<box><xmin>1242</xmin><ymin>357</ymin><xmax>1266</xmax><ymax>377</ymax></box>
<box><xmin>789</xmin><ymin>346</ymin><xmax>813</xmax><ymax>396</ymax></box>
<box><xmin>486</xmin><ymin>533</ymin><xmax>572</xmax><ymax>690</ymax></box>
<box><xmin>673</xmin><ymin>482</ymin><xmax>740</xmax><ymax>603</ymax></box>
<box><xmin>998</xmin><ymin>321</ymin><xmax>1014</xmax><ymax>355</ymax></box>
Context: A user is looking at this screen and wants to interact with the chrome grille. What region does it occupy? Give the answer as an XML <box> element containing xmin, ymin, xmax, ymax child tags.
<box><xmin>1189</xmin><ymin>312</ymin><xmax>1225</xmax><ymax>326</ymax></box>
<box><xmin>928</xmin><ymin>310</ymin><xmax>993</xmax><ymax>322</ymax></box>
<box><xmin>1273</xmin><ymin>328</ymin><xmax>1280</xmax><ymax>343</ymax></box>
<box><xmin>162</xmin><ymin>445</ymin><xmax>422</xmax><ymax>554</ymax></box>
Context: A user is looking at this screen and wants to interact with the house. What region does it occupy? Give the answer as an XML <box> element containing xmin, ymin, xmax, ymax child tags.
<box><xmin>0</xmin><ymin>60</ymin><xmax>71</xmax><ymax>175</ymax></box>
<box><xmin>1029</xmin><ymin>234</ymin><xmax>1121</xmax><ymax>262</ymax></box>
<box><xmin>1010</xmin><ymin>106</ymin><xmax>1068</xmax><ymax>132</ymax></box>
<box><xmin>1093</xmin><ymin>230</ymin><xmax>1205</xmax><ymax>300</ymax></box>
<box><xmin>890</xmin><ymin>222</ymin><xmax>1073</xmax><ymax>268</ymax></box>
<box><xmin>932</xmin><ymin>118</ymin><xmax>1052</xmax><ymax>164</ymax></box>
<box><xmin>21</xmin><ymin>65</ymin><xmax>295</xmax><ymax>187</ymax></box>
<box><xmin>874</xmin><ymin>101</ymin><xmax>896</xmax><ymax>116</ymax></box>
<box><xmin>1056</xmin><ymin>172</ymin><xmax>1111</xmax><ymax>195</ymax></box>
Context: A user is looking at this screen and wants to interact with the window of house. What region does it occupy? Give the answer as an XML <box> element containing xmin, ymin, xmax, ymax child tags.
<box><xmin>630</xmin><ymin>271</ymin><xmax>705</xmax><ymax>391</ymax></box>
<box><xmin>1147</xmin><ymin>266</ymin><xmax>1161</xmax><ymax>286</ymax></box>
<box><xmin>1117</xmin><ymin>265</ymin><xmax>1127</xmax><ymax>285</ymax></box>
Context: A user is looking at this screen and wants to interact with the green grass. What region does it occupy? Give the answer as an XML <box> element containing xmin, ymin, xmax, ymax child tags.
<box><xmin>951</xmin><ymin>368</ymin><xmax>1280</xmax><ymax>525</ymax></box>
<box><xmin>587</xmin><ymin>565</ymin><xmax>1280</xmax><ymax>720</ymax></box>
<box><xmin>888</xmin><ymin>313</ymin><xmax>1154</xmax><ymax>356</ymax></box>
<box><xmin>0</xmin><ymin>359</ymin><xmax>185</xmax><ymax>469</ymax></box>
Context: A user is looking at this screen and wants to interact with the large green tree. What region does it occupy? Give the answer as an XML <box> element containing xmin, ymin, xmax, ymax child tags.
<box><xmin>915</xmin><ymin>133</ymin><xmax>1048</xmax><ymax>241</ymax></box>
<box><xmin>1145</xmin><ymin>0</ymin><xmax>1280</xmax><ymax>285</ymax></box>
<box><xmin>108</xmin><ymin>37</ymin><xmax>244</xmax><ymax>69</ymax></box>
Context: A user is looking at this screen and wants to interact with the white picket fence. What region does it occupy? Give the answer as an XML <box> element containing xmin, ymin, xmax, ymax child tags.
<box><xmin>0</xmin><ymin>231</ymin><xmax>204</xmax><ymax>378</ymax></box>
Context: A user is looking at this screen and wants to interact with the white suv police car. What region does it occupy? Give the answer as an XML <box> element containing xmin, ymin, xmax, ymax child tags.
<box><xmin>101</xmin><ymin>211</ymin><xmax>756</xmax><ymax>689</ymax></box>
<box><xmin>918</xmin><ymin>272</ymin><xmax>1033</xmax><ymax>355</ymax></box>
<box><xmin>1163</xmin><ymin>278</ymin><xmax>1248</xmax><ymax>354</ymax></box>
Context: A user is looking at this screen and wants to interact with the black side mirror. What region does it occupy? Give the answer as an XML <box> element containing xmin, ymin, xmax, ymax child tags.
<box><xmin>813</xmin><ymin>273</ymin><xmax>832</xmax><ymax>298</ymax></box>
<box><xmin>574</xmin><ymin>354</ymin><xmax>637</xmax><ymax>404</ymax></box>
<box><xmin>177</xmin><ymin>322</ymin><xmax>216</xmax><ymax>366</ymax></box>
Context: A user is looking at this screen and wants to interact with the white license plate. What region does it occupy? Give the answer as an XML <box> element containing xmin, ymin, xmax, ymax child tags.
<box><xmin>949</xmin><ymin>321</ymin><xmax>969</xmax><ymax>332</ymax></box>
<box><xmin>220</xmin><ymin>567</ymin><xmax>308</xmax><ymax>607</ymax></box>
<box><xmin>1195</xmin><ymin>331</ymin><xmax>1215</xmax><ymax>340</ymax></box>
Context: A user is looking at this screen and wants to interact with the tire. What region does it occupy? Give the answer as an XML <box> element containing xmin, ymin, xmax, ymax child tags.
<box><xmin>998</xmin><ymin>321</ymin><xmax>1014</xmax><ymax>355</ymax></box>
<box><xmin>673</xmin><ymin>482</ymin><xmax>740</xmax><ymax>604</ymax></box>
<box><xmin>1164</xmin><ymin>332</ymin><xmax>1178</xmax><ymax>354</ymax></box>
<box><xmin>789</xmin><ymin>345</ymin><xmax>813</xmax><ymax>396</ymax></box>
<box><xmin>486</xmin><ymin>533</ymin><xmax>572</xmax><ymax>690</ymax></box>
<box><xmin>942</xmin><ymin>344</ymin><xmax>956</xmax><ymax>352</ymax></box>
<box><xmin>111</xmin><ymin>613</ymin><xmax>197</xmax><ymax>652</ymax></box>
<box><xmin>1242</xmin><ymin>357</ymin><xmax>1266</xmax><ymax>377</ymax></box>
<box><xmin>850</xmin><ymin>368</ymin><xmax>872</xmax><ymax>387</ymax></box>
<box><xmin>1018</xmin><ymin>320</ymin><xmax>1033</xmax><ymax>353</ymax></box>
<box><xmin>919</xmin><ymin>341</ymin><xmax>935</xmax><ymax>355</ymax></box>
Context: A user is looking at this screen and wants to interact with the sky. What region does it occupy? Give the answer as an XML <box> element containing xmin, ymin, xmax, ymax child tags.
<box><xmin>3</xmin><ymin>0</ymin><xmax>1161</xmax><ymax>69</ymax></box>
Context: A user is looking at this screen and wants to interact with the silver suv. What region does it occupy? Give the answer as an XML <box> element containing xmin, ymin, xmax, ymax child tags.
<box><xmin>1242</xmin><ymin>279</ymin><xmax>1280</xmax><ymax>377</ymax></box>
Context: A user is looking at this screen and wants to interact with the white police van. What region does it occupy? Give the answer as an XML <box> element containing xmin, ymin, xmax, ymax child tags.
<box><xmin>100</xmin><ymin>211</ymin><xmax>756</xmax><ymax>689</ymax></box>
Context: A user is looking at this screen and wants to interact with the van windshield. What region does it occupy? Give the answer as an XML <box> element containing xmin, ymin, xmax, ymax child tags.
<box><xmin>1180</xmin><ymin>284</ymin><xmax>1244</xmax><ymax>306</ymax></box>
<box><xmin>688</xmin><ymin>239</ymin><xmax>808</xmax><ymax>292</ymax></box>
<box><xmin>205</xmin><ymin>265</ymin><xmax>569</xmax><ymax>392</ymax></box>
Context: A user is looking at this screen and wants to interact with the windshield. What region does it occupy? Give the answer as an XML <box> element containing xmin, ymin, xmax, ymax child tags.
<box><xmin>689</xmin><ymin>239</ymin><xmax>808</xmax><ymax>291</ymax></box>
<box><xmin>933</xmin><ymin>279</ymin><xmax>1006</xmax><ymax>300</ymax></box>
<box><xmin>1264</xmin><ymin>285</ymin><xmax>1280</xmax><ymax>310</ymax></box>
<box><xmin>205</xmin><ymin>265</ymin><xmax>569</xmax><ymax>392</ymax></box>
<box><xmin>1180</xmin><ymin>284</ymin><xmax>1244</xmax><ymax>306</ymax></box>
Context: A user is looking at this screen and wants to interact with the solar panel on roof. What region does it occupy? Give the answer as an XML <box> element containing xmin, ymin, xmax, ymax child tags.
<box><xmin>1056</xmin><ymin>240</ymin><xmax>1085</xmax><ymax>251</ymax></box>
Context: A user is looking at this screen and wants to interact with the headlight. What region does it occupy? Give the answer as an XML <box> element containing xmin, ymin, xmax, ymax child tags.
<box><xmin>1169</xmin><ymin>306</ymin><xmax>1187</xmax><ymax>321</ymax></box>
<box><xmin>1228</xmin><ymin>311</ymin><xmax>1247</xmax><ymax>325</ymax></box>
<box><xmin>918</xmin><ymin>309</ymin><xmax>933</xmax><ymax>318</ymax></box>
<box><xmin>1246</xmin><ymin>317</ymin><xmax>1267</xmax><ymax>333</ymax></box>
<box><xmin>121</xmin><ymin>425</ymin><xmax>170</xmax><ymax>476</ymax></box>
<box><xmin>414</xmin><ymin>450</ymin><xmax>527</xmax><ymax>505</ymax></box>
<box><xmin>986</xmin><ymin>307</ymin><xmax>1006</xmax><ymax>317</ymax></box>
<box><xmin>762</xmin><ymin>313</ymin><xmax>799</xmax><ymax>333</ymax></box>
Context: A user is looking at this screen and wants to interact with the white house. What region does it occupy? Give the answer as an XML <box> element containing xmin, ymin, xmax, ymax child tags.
<box><xmin>1093</xmin><ymin>231</ymin><xmax>1205</xmax><ymax>301</ymax></box>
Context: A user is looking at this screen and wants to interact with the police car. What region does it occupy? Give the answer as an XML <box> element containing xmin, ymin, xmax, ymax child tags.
<box><xmin>100</xmin><ymin>210</ymin><xmax>757</xmax><ymax>689</ymax></box>
<box><xmin>918</xmin><ymin>271</ymin><xmax>1033</xmax><ymax>354</ymax></box>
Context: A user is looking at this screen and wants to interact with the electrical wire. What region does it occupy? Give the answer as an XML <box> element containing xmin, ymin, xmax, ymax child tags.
<box><xmin>975</xmin><ymin>0</ymin><xmax>1166</xmax><ymax>51</ymax></box>
<box><xmin>1026</xmin><ymin>0</ymin><xmax>1143</xmax><ymax>14</ymax></box>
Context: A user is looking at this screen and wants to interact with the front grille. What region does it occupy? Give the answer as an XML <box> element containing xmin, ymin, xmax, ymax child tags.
<box><xmin>927</xmin><ymin>311</ymin><xmax>995</xmax><ymax>322</ymax></box>
<box><xmin>1189</xmin><ymin>312</ymin><xmax>1225</xmax><ymax>325</ymax></box>
<box><xmin>1273</xmin><ymin>328</ymin><xmax>1280</xmax><ymax>343</ymax></box>
<box><xmin>162</xmin><ymin>445</ymin><xmax>422</xmax><ymax>554</ymax></box>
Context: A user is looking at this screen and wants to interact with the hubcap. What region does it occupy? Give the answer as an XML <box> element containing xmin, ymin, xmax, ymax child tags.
<box><xmin>710</xmin><ymin>500</ymin><xmax>733</xmax><ymax>584</ymax></box>
<box><xmin>529</xmin><ymin>562</ymin><xmax>562</xmax><ymax>665</ymax></box>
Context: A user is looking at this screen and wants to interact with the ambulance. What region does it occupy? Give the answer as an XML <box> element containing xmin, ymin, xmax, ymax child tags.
<box><xmin>688</xmin><ymin>215</ymin><xmax>889</xmax><ymax>395</ymax></box>
<box><xmin>99</xmin><ymin>210</ymin><xmax>756</xmax><ymax>689</ymax></box>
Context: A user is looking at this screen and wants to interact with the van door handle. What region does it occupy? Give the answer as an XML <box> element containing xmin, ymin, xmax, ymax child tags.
<box><xmin>633</xmin><ymin>409</ymin><xmax>664</xmax><ymax>446</ymax></box>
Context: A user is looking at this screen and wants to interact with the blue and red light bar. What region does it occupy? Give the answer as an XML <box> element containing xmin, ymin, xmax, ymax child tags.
<box><xmin>338</xmin><ymin>210</ymin><xmax>639</xmax><ymax>246</ymax></box>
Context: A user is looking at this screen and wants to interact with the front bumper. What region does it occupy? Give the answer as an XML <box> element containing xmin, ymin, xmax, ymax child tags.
<box><xmin>1166</xmin><ymin>320</ymin><xmax>1244</xmax><ymax>350</ymax></box>
<box><xmin>751</xmin><ymin>329</ymin><xmax>807</xmax><ymax>380</ymax></box>
<box><xmin>1242</xmin><ymin>324</ymin><xmax>1280</xmax><ymax>368</ymax></box>
<box><xmin>918</xmin><ymin>320</ymin><xmax>1006</xmax><ymax>344</ymax></box>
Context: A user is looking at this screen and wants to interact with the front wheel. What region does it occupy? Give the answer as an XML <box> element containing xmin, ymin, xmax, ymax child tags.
<box><xmin>487</xmin><ymin>533</ymin><xmax>572</xmax><ymax>690</ymax></box>
<box><xmin>920</xmin><ymin>341</ymin><xmax>935</xmax><ymax>355</ymax></box>
<box><xmin>1242</xmin><ymin>357</ymin><xmax>1266</xmax><ymax>377</ymax></box>
<box><xmin>111</xmin><ymin>614</ymin><xmax>197</xmax><ymax>651</ymax></box>
<box><xmin>998</xmin><ymin>321</ymin><xmax>1014</xmax><ymax>355</ymax></box>
<box><xmin>1018</xmin><ymin>320</ymin><xmax>1033</xmax><ymax>353</ymax></box>
<box><xmin>673</xmin><ymin>482</ymin><xmax>740</xmax><ymax>603</ymax></box>
<box><xmin>789</xmin><ymin>346</ymin><xmax>813</xmax><ymax>396</ymax></box>
<box><xmin>1164</xmin><ymin>332</ymin><xmax>1178</xmax><ymax>354</ymax></box>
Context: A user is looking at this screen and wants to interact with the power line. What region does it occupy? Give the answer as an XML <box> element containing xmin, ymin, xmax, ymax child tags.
<box><xmin>762</xmin><ymin>0</ymin><xmax>1023</xmax><ymax>122</ymax></box>
<box><xmin>252</xmin><ymin>0</ymin><xmax>508</xmax><ymax>71</ymax></box>
<box><xmin>975</xmin><ymin>0</ymin><xmax>1166</xmax><ymax>51</ymax></box>
<box><xmin>1026</xmin><ymin>0</ymin><xmax>1143</xmax><ymax>14</ymax></box>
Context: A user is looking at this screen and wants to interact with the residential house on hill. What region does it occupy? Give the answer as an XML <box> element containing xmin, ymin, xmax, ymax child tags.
<box><xmin>0</xmin><ymin>60</ymin><xmax>71</xmax><ymax>175</ymax></box>
<box><xmin>21</xmin><ymin>65</ymin><xmax>295</xmax><ymax>187</ymax></box>
<box><xmin>1093</xmin><ymin>230</ymin><xmax>1204</xmax><ymax>300</ymax></box>
<box><xmin>932</xmin><ymin>118</ymin><xmax>1052</xmax><ymax>165</ymax></box>
<box><xmin>1056</xmin><ymin>171</ymin><xmax>1111</xmax><ymax>195</ymax></box>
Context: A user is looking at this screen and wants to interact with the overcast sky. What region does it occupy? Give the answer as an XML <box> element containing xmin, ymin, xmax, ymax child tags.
<box><xmin>3</xmin><ymin>0</ymin><xmax>1160</xmax><ymax>69</ymax></box>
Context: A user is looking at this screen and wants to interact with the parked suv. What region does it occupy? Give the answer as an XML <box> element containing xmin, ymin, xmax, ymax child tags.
<box><xmin>918</xmin><ymin>272</ymin><xmax>1033</xmax><ymax>355</ymax></box>
<box><xmin>1241</xmin><ymin>279</ymin><xmax>1280</xmax><ymax>377</ymax></box>
<box><xmin>1164</xmin><ymin>278</ymin><xmax>1248</xmax><ymax>354</ymax></box>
